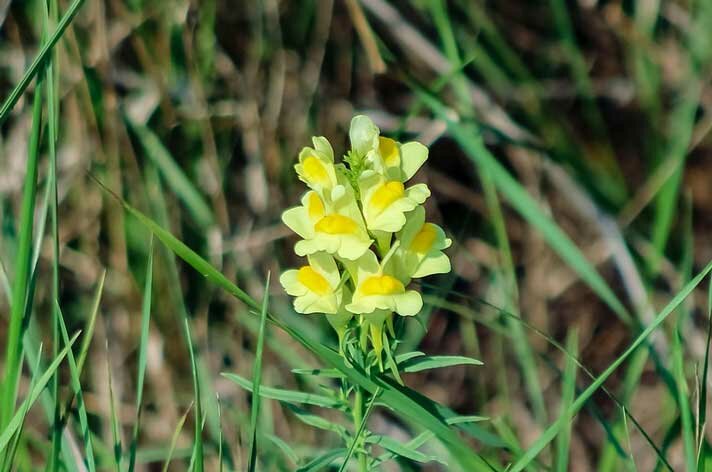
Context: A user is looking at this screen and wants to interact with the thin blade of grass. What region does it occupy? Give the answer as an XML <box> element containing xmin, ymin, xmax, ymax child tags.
<box><xmin>128</xmin><ymin>239</ymin><xmax>154</xmax><ymax>472</ymax></box>
<box><xmin>698</xmin><ymin>277</ymin><xmax>712</xmax><ymax>469</ymax></box>
<box><xmin>247</xmin><ymin>273</ymin><xmax>271</xmax><ymax>472</ymax></box>
<box><xmin>1</xmin><ymin>76</ymin><xmax>44</xmax><ymax>430</ymax></box>
<box><xmin>0</xmin><ymin>0</ymin><xmax>87</xmax><ymax>125</ymax></box>
<box><xmin>510</xmin><ymin>262</ymin><xmax>712</xmax><ymax>471</ymax></box>
<box><xmin>555</xmin><ymin>331</ymin><xmax>578</xmax><ymax>472</ymax></box>
<box><xmin>55</xmin><ymin>302</ymin><xmax>97</xmax><ymax>472</ymax></box>
<box><xmin>106</xmin><ymin>342</ymin><xmax>122</xmax><ymax>472</ymax></box>
<box><xmin>161</xmin><ymin>403</ymin><xmax>193</xmax><ymax>472</ymax></box>
<box><xmin>184</xmin><ymin>319</ymin><xmax>203</xmax><ymax>472</ymax></box>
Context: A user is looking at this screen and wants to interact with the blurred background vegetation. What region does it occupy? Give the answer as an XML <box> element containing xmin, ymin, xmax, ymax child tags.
<box><xmin>1</xmin><ymin>0</ymin><xmax>712</xmax><ymax>470</ymax></box>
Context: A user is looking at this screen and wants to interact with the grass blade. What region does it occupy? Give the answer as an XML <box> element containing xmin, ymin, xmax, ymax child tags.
<box><xmin>161</xmin><ymin>403</ymin><xmax>193</xmax><ymax>472</ymax></box>
<box><xmin>0</xmin><ymin>0</ymin><xmax>87</xmax><ymax>125</ymax></box>
<box><xmin>128</xmin><ymin>239</ymin><xmax>154</xmax><ymax>472</ymax></box>
<box><xmin>1</xmin><ymin>77</ymin><xmax>44</xmax><ymax>430</ymax></box>
<box><xmin>248</xmin><ymin>273</ymin><xmax>271</xmax><ymax>472</ymax></box>
<box><xmin>55</xmin><ymin>302</ymin><xmax>97</xmax><ymax>472</ymax></box>
<box><xmin>184</xmin><ymin>318</ymin><xmax>203</xmax><ymax>472</ymax></box>
<box><xmin>555</xmin><ymin>331</ymin><xmax>578</xmax><ymax>472</ymax></box>
<box><xmin>222</xmin><ymin>374</ymin><xmax>342</xmax><ymax>409</ymax></box>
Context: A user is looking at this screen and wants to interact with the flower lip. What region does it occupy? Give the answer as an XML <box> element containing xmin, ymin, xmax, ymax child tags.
<box><xmin>297</xmin><ymin>266</ymin><xmax>331</xmax><ymax>295</ymax></box>
<box><xmin>369</xmin><ymin>181</ymin><xmax>405</xmax><ymax>213</ymax></box>
<box><xmin>410</xmin><ymin>223</ymin><xmax>437</xmax><ymax>253</ymax></box>
<box><xmin>302</xmin><ymin>155</ymin><xmax>330</xmax><ymax>185</ymax></box>
<box><xmin>315</xmin><ymin>215</ymin><xmax>359</xmax><ymax>235</ymax></box>
<box><xmin>360</xmin><ymin>275</ymin><xmax>405</xmax><ymax>296</ymax></box>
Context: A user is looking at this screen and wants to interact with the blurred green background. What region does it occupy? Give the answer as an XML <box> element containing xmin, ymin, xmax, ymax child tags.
<box><xmin>1</xmin><ymin>0</ymin><xmax>712</xmax><ymax>470</ymax></box>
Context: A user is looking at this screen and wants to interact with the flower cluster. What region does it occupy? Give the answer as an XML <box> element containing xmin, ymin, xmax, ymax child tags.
<box><xmin>280</xmin><ymin>116</ymin><xmax>451</xmax><ymax>354</ymax></box>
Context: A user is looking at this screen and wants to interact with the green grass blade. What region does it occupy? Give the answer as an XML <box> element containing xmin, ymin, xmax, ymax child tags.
<box><xmin>0</xmin><ymin>0</ymin><xmax>86</xmax><ymax>125</ymax></box>
<box><xmin>511</xmin><ymin>261</ymin><xmax>712</xmax><ymax>471</ymax></box>
<box><xmin>555</xmin><ymin>331</ymin><xmax>578</xmax><ymax>472</ymax></box>
<box><xmin>1</xmin><ymin>77</ymin><xmax>44</xmax><ymax>430</ymax></box>
<box><xmin>248</xmin><ymin>273</ymin><xmax>271</xmax><ymax>472</ymax></box>
<box><xmin>222</xmin><ymin>374</ymin><xmax>342</xmax><ymax>408</ymax></box>
<box><xmin>184</xmin><ymin>318</ymin><xmax>203</xmax><ymax>472</ymax></box>
<box><xmin>414</xmin><ymin>86</ymin><xmax>631</xmax><ymax>325</ymax></box>
<box><xmin>398</xmin><ymin>355</ymin><xmax>482</xmax><ymax>373</ymax></box>
<box><xmin>0</xmin><ymin>332</ymin><xmax>80</xmax><ymax>454</ymax></box>
<box><xmin>337</xmin><ymin>388</ymin><xmax>380</xmax><ymax>472</ymax></box>
<box><xmin>161</xmin><ymin>403</ymin><xmax>193</xmax><ymax>472</ymax></box>
<box><xmin>2</xmin><ymin>344</ymin><xmax>42</xmax><ymax>470</ymax></box>
<box><xmin>128</xmin><ymin>239</ymin><xmax>154</xmax><ymax>472</ymax></box>
<box><xmin>106</xmin><ymin>343</ymin><xmax>122</xmax><ymax>472</ymax></box>
<box><xmin>698</xmin><ymin>277</ymin><xmax>712</xmax><ymax>468</ymax></box>
<box><xmin>55</xmin><ymin>302</ymin><xmax>96</xmax><ymax>472</ymax></box>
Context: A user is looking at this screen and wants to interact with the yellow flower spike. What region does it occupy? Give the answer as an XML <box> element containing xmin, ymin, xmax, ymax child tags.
<box><xmin>279</xmin><ymin>252</ymin><xmax>342</xmax><ymax>314</ymax></box>
<box><xmin>391</xmin><ymin>206</ymin><xmax>452</xmax><ymax>281</ymax></box>
<box><xmin>346</xmin><ymin>250</ymin><xmax>423</xmax><ymax>316</ymax></box>
<box><xmin>358</xmin><ymin>170</ymin><xmax>430</xmax><ymax>233</ymax></box>
<box><xmin>295</xmin><ymin>136</ymin><xmax>339</xmax><ymax>195</ymax></box>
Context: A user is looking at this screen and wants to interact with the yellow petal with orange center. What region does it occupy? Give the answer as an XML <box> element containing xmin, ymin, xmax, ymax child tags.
<box><xmin>370</xmin><ymin>181</ymin><xmax>404</xmax><ymax>212</ymax></box>
<box><xmin>410</xmin><ymin>223</ymin><xmax>437</xmax><ymax>253</ymax></box>
<box><xmin>315</xmin><ymin>215</ymin><xmax>359</xmax><ymax>235</ymax></box>
<box><xmin>297</xmin><ymin>266</ymin><xmax>331</xmax><ymax>295</ymax></box>
<box><xmin>302</xmin><ymin>156</ymin><xmax>330</xmax><ymax>185</ymax></box>
<box><xmin>307</xmin><ymin>192</ymin><xmax>325</xmax><ymax>220</ymax></box>
<box><xmin>361</xmin><ymin>275</ymin><xmax>405</xmax><ymax>296</ymax></box>
<box><xmin>379</xmin><ymin>137</ymin><xmax>400</xmax><ymax>166</ymax></box>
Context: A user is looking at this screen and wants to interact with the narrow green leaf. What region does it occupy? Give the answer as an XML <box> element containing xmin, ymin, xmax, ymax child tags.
<box><xmin>248</xmin><ymin>274</ymin><xmax>271</xmax><ymax>472</ymax></box>
<box><xmin>161</xmin><ymin>403</ymin><xmax>193</xmax><ymax>472</ymax></box>
<box><xmin>0</xmin><ymin>0</ymin><xmax>87</xmax><ymax>125</ymax></box>
<box><xmin>1</xmin><ymin>77</ymin><xmax>44</xmax><ymax>431</ymax></box>
<box><xmin>184</xmin><ymin>319</ymin><xmax>203</xmax><ymax>472</ymax></box>
<box><xmin>365</xmin><ymin>434</ymin><xmax>446</xmax><ymax>465</ymax></box>
<box><xmin>399</xmin><ymin>355</ymin><xmax>483</xmax><ymax>373</ymax></box>
<box><xmin>222</xmin><ymin>373</ymin><xmax>342</xmax><ymax>409</ymax></box>
<box><xmin>698</xmin><ymin>277</ymin><xmax>712</xmax><ymax>469</ymax></box>
<box><xmin>129</xmin><ymin>240</ymin><xmax>154</xmax><ymax>472</ymax></box>
<box><xmin>283</xmin><ymin>403</ymin><xmax>347</xmax><ymax>436</ymax></box>
<box><xmin>55</xmin><ymin>302</ymin><xmax>96</xmax><ymax>472</ymax></box>
<box><xmin>555</xmin><ymin>331</ymin><xmax>578</xmax><ymax>472</ymax></box>
<box><xmin>296</xmin><ymin>448</ymin><xmax>347</xmax><ymax>472</ymax></box>
<box><xmin>106</xmin><ymin>343</ymin><xmax>122</xmax><ymax>472</ymax></box>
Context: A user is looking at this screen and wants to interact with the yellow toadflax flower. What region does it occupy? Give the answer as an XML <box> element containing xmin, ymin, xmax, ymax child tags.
<box><xmin>295</xmin><ymin>137</ymin><xmax>339</xmax><ymax>197</ymax></box>
<box><xmin>390</xmin><ymin>206</ymin><xmax>452</xmax><ymax>281</ymax></box>
<box><xmin>281</xmin><ymin>188</ymin><xmax>373</xmax><ymax>260</ymax></box>
<box><xmin>345</xmin><ymin>250</ymin><xmax>422</xmax><ymax>317</ymax></box>
<box><xmin>279</xmin><ymin>252</ymin><xmax>343</xmax><ymax>314</ymax></box>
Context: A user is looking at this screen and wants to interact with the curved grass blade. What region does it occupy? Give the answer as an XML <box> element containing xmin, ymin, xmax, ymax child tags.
<box><xmin>222</xmin><ymin>374</ymin><xmax>341</xmax><ymax>409</ymax></box>
<box><xmin>0</xmin><ymin>0</ymin><xmax>87</xmax><ymax>125</ymax></box>
<box><xmin>106</xmin><ymin>342</ymin><xmax>122</xmax><ymax>472</ymax></box>
<box><xmin>297</xmin><ymin>448</ymin><xmax>347</xmax><ymax>472</ymax></box>
<box><xmin>510</xmin><ymin>262</ymin><xmax>712</xmax><ymax>471</ymax></box>
<box><xmin>248</xmin><ymin>274</ymin><xmax>271</xmax><ymax>472</ymax></box>
<box><xmin>554</xmin><ymin>331</ymin><xmax>578</xmax><ymax>472</ymax></box>
<box><xmin>698</xmin><ymin>277</ymin><xmax>712</xmax><ymax>469</ymax></box>
<box><xmin>128</xmin><ymin>240</ymin><xmax>154</xmax><ymax>472</ymax></box>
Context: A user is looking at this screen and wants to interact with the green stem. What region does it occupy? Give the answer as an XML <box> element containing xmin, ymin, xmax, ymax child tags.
<box><xmin>353</xmin><ymin>387</ymin><xmax>368</xmax><ymax>472</ymax></box>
